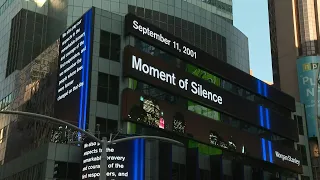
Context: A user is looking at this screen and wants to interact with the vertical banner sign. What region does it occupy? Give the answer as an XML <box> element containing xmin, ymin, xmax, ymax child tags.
<box><xmin>81</xmin><ymin>139</ymin><xmax>145</xmax><ymax>180</ymax></box>
<box><xmin>297</xmin><ymin>56</ymin><xmax>320</xmax><ymax>137</ymax></box>
<box><xmin>55</xmin><ymin>9</ymin><xmax>93</xmax><ymax>130</ymax></box>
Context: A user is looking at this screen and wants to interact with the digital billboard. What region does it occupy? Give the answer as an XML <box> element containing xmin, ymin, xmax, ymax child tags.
<box><xmin>186</xmin><ymin>64</ymin><xmax>221</xmax><ymax>121</ymax></box>
<box><xmin>123</xmin><ymin>46</ymin><xmax>298</xmax><ymax>141</ymax></box>
<box><xmin>124</xmin><ymin>13</ymin><xmax>295</xmax><ymax>111</ymax></box>
<box><xmin>81</xmin><ymin>138</ymin><xmax>145</xmax><ymax>180</ymax></box>
<box><xmin>297</xmin><ymin>56</ymin><xmax>320</xmax><ymax>137</ymax></box>
<box><xmin>55</xmin><ymin>8</ymin><xmax>94</xmax><ymax>130</ymax></box>
<box><xmin>121</xmin><ymin>89</ymin><xmax>302</xmax><ymax>173</ymax></box>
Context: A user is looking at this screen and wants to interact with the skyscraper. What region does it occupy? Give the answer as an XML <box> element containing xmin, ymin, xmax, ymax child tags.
<box><xmin>268</xmin><ymin>0</ymin><xmax>320</xmax><ymax>179</ymax></box>
<box><xmin>0</xmin><ymin>0</ymin><xmax>301</xmax><ymax>179</ymax></box>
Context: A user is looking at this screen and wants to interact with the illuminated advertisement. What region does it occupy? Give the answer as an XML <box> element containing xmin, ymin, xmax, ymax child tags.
<box><xmin>121</xmin><ymin>89</ymin><xmax>302</xmax><ymax>173</ymax></box>
<box><xmin>81</xmin><ymin>138</ymin><xmax>145</xmax><ymax>180</ymax></box>
<box><xmin>54</xmin><ymin>9</ymin><xmax>93</xmax><ymax>129</ymax></box>
<box><xmin>186</xmin><ymin>64</ymin><xmax>221</xmax><ymax>121</ymax></box>
<box><xmin>122</xmin><ymin>89</ymin><xmax>256</xmax><ymax>155</ymax></box>
<box><xmin>123</xmin><ymin>46</ymin><xmax>298</xmax><ymax>141</ymax></box>
<box><xmin>125</xmin><ymin>13</ymin><xmax>295</xmax><ymax>111</ymax></box>
<box><xmin>297</xmin><ymin>56</ymin><xmax>320</xmax><ymax>137</ymax></box>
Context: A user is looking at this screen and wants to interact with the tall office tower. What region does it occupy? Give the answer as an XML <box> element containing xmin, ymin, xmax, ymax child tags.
<box><xmin>268</xmin><ymin>0</ymin><xmax>320</xmax><ymax>179</ymax></box>
<box><xmin>0</xmin><ymin>0</ymin><xmax>301</xmax><ymax>179</ymax></box>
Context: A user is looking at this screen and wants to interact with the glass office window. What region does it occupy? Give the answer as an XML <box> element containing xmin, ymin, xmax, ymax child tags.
<box><xmin>97</xmin><ymin>72</ymin><xmax>119</xmax><ymax>105</ymax></box>
<box><xmin>297</xmin><ymin>144</ymin><xmax>308</xmax><ymax>166</ymax></box>
<box><xmin>99</xmin><ymin>30</ymin><xmax>121</xmax><ymax>61</ymax></box>
<box><xmin>294</xmin><ymin>115</ymin><xmax>304</xmax><ymax>135</ymax></box>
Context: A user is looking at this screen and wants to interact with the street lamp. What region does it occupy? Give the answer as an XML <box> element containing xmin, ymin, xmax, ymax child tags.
<box><xmin>0</xmin><ymin>110</ymin><xmax>184</xmax><ymax>180</ymax></box>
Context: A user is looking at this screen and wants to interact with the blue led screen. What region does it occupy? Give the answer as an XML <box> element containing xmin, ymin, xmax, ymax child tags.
<box><xmin>55</xmin><ymin>8</ymin><xmax>93</xmax><ymax>130</ymax></box>
<box><xmin>81</xmin><ymin>138</ymin><xmax>145</xmax><ymax>180</ymax></box>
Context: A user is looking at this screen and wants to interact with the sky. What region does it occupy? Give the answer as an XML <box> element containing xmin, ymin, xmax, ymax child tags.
<box><xmin>233</xmin><ymin>0</ymin><xmax>273</xmax><ymax>83</ymax></box>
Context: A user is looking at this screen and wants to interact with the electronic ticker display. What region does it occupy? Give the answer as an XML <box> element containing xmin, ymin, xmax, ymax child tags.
<box><xmin>124</xmin><ymin>13</ymin><xmax>295</xmax><ymax>111</ymax></box>
<box><xmin>122</xmin><ymin>46</ymin><xmax>298</xmax><ymax>141</ymax></box>
<box><xmin>121</xmin><ymin>89</ymin><xmax>303</xmax><ymax>173</ymax></box>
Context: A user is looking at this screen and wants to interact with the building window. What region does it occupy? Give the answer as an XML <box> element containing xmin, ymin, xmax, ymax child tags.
<box><xmin>301</xmin><ymin>175</ymin><xmax>310</xmax><ymax>180</ymax></box>
<box><xmin>97</xmin><ymin>72</ymin><xmax>119</xmax><ymax>105</ymax></box>
<box><xmin>99</xmin><ymin>30</ymin><xmax>121</xmax><ymax>61</ymax></box>
<box><xmin>6</xmin><ymin>9</ymin><xmax>47</xmax><ymax>77</ymax></box>
<box><xmin>294</xmin><ymin>115</ymin><xmax>304</xmax><ymax>135</ymax></box>
<box><xmin>53</xmin><ymin>161</ymin><xmax>80</xmax><ymax>179</ymax></box>
<box><xmin>172</xmin><ymin>163</ymin><xmax>186</xmax><ymax>180</ymax></box>
<box><xmin>297</xmin><ymin>144</ymin><xmax>308</xmax><ymax>166</ymax></box>
<box><xmin>96</xmin><ymin>117</ymin><xmax>107</xmax><ymax>133</ymax></box>
<box><xmin>95</xmin><ymin>117</ymin><xmax>118</xmax><ymax>135</ymax></box>
<box><xmin>0</xmin><ymin>93</ymin><xmax>13</xmax><ymax>110</ymax></box>
<box><xmin>200</xmin><ymin>169</ymin><xmax>210</xmax><ymax>180</ymax></box>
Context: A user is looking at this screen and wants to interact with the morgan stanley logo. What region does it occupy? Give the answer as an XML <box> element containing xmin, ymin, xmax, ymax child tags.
<box><xmin>275</xmin><ymin>151</ymin><xmax>300</xmax><ymax>166</ymax></box>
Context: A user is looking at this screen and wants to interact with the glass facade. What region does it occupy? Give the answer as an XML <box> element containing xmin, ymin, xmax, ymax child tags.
<box><xmin>6</xmin><ymin>9</ymin><xmax>48</xmax><ymax>77</ymax></box>
<box><xmin>269</xmin><ymin>1</ymin><xmax>316</xmax><ymax>178</ymax></box>
<box><xmin>0</xmin><ymin>0</ymin><xmax>299</xmax><ymax>180</ymax></box>
<box><xmin>65</xmin><ymin>0</ymin><xmax>249</xmax><ymax>73</ymax></box>
<box><xmin>297</xmin><ymin>0</ymin><xmax>318</xmax><ymax>56</ymax></box>
<box><xmin>280</xmin><ymin>0</ymin><xmax>320</xmax><ymax>56</ymax></box>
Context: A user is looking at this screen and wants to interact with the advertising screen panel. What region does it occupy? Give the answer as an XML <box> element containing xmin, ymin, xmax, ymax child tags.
<box><xmin>124</xmin><ymin>13</ymin><xmax>295</xmax><ymax>111</ymax></box>
<box><xmin>123</xmin><ymin>46</ymin><xmax>298</xmax><ymax>141</ymax></box>
<box><xmin>81</xmin><ymin>138</ymin><xmax>145</xmax><ymax>180</ymax></box>
<box><xmin>297</xmin><ymin>56</ymin><xmax>320</xmax><ymax>137</ymax></box>
<box><xmin>186</xmin><ymin>64</ymin><xmax>221</xmax><ymax>120</ymax></box>
<box><xmin>54</xmin><ymin>9</ymin><xmax>93</xmax><ymax>130</ymax></box>
<box><xmin>121</xmin><ymin>89</ymin><xmax>302</xmax><ymax>173</ymax></box>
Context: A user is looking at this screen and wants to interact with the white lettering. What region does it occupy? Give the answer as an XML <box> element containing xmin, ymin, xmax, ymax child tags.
<box><xmin>190</xmin><ymin>82</ymin><xmax>223</xmax><ymax>104</ymax></box>
<box><xmin>275</xmin><ymin>151</ymin><xmax>300</xmax><ymax>166</ymax></box>
<box><xmin>133</xmin><ymin>20</ymin><xmax>139</xmax><ymax>29</ymax></box>
<box><xmin>131</xmin><ymin>55</ymin><xmax>223</xmax><ymax>105</ymax></box>
<box><xmin>82</xmin><ymin>142</ymin><xmax>129</xmax><ymax>180</ymax></box>
<box><xmin>131</xmin><ymin>55</ymin><xmax>176</xmax><ymax>85</ymax></box>
<box><xmin>132</xmin><ymin>20</ymin><xmax>171</xmax><ymax>46</ymax></box>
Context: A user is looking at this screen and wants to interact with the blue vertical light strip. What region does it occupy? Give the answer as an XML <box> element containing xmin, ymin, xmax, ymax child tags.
<box><xmin>265</xmin><ymin>108</ymin><xmax>270</xmax><ymax>130</ymax></box>
<box><xmin>78</xmin><ymin>14</ymin><xmax>86</xmax><ymax>130</ymax></box>
<box><xmin>134</xmin><ymin>139</ymin><xmax>138</xmax><ymax>180</ymax></box>
<box><xmin>81</xmin><ymin>11</ymin><xmax>88</xmax><ymax>130</ymax></box>
<box><xmin>263</xmin><ymin>83</ymin><xmax>268</xmax><ymax>97</ymax></box>
<box><xmin>268</xmin><ymin>140</ymin><xmax>273</xmax><ymax>163</ymax></box>
<box><xmin>138</xmin><ymin>139</ymin><xmax>141</xmax><ymax>180</ymax></box>
<box><xmin>261</xmin><ymin>138</ymin><xmax>267</xmax><ymax>161</ymax></box>
<box><xmin>140</xmin><ymin>139</ymin><xmax>145</xmax><ymax>180</ymax></box>
<box><xmin>257</xmin><ymin>80</ymin><xmax>262</xmax><ymax>95</ymax></box>
<box><xmin>258</xmin><ymin>80</ymin><xmax>272</xmax><ymax>163</ymax></box>
<box><xmin>82</xmin><ymin>9</ymin><xmax>92</xmax><ymax>130</ymax></box>
<box><xmin>259</xmin><ymin>106</ymin><xmax>264</xmax><ymax>127</ymax></box>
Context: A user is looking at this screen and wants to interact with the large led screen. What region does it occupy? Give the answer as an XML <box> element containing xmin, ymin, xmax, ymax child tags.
<box><xmin>124</xmin><ymin>13</ymin><xmax>295</xmax><ymax>111</ymax></box>
<box><xmin>297</xmin><ymin>56</ymin><xmax>320</xmax><ymax>137</ymax></box>
<box><xmin>123</xmin><ymin>46</ymin><xmax>298</xmax><ymax>141</ymax></box>
<box><xmin>81</xmin><ymin>137</ymin><xmax>145</xmax><ymax>180</ymax></box>
<box><xmin>55</xmin><ymin>9</ymin><xmax>93</xmax><ymax>130</ymax></box>
<box><xmin>121</xmin><ymin>89</ymin><xmax>302</xmax><ymax>173</ymax></box>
